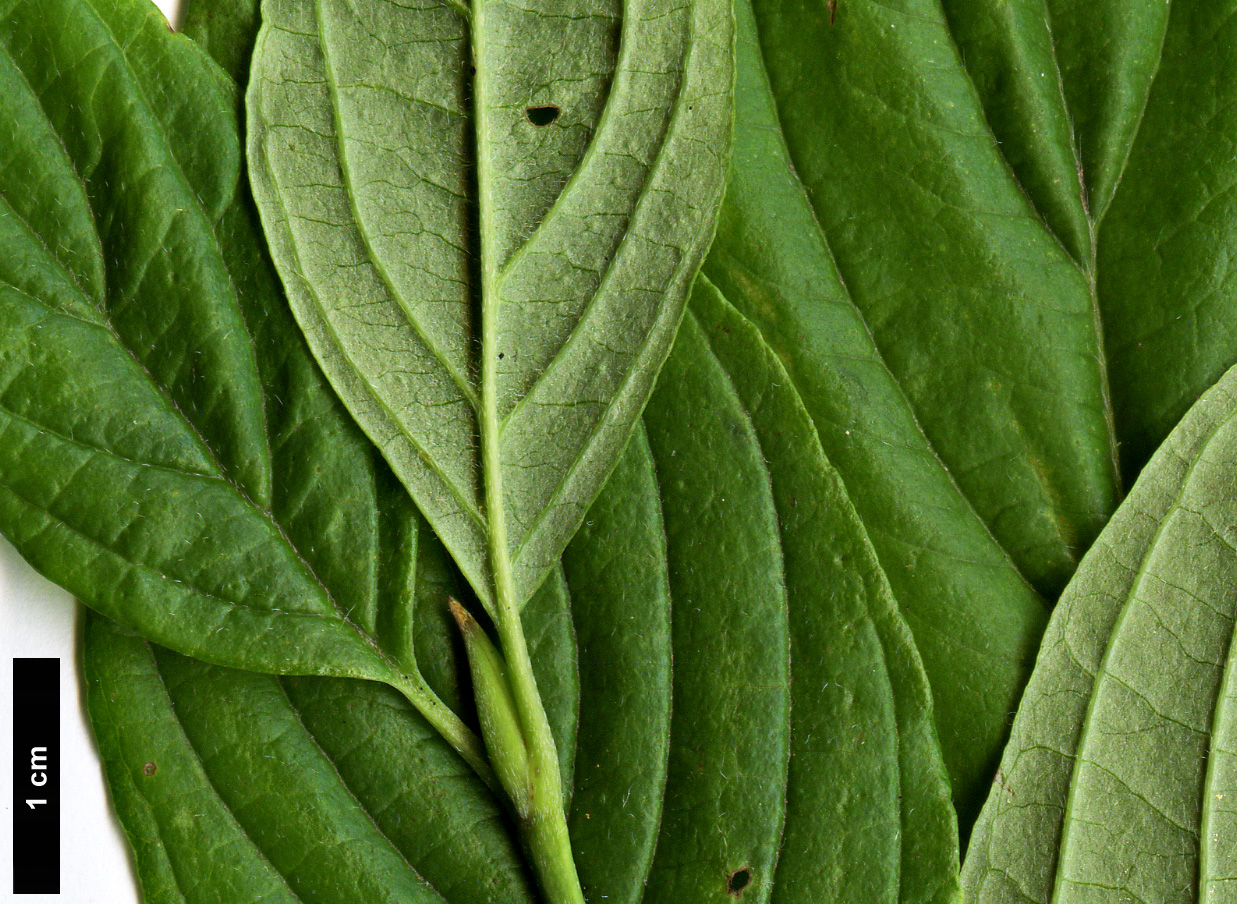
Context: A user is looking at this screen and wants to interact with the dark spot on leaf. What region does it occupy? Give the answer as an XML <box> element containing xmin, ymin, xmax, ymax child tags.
<box><xmin>827</xmin><ymin>0</ymin><xmax>837</xmax><ymax>24</ymax></box>
<box><xmin>142</xmin><ymin>762</ymin><xmax>157</xmax><ymax>776</ymax></box>
<box><xmin>498</xmin><ymin>352</ymin><xmax>505</xmax><ymax>360</ymax></box>
<box><xmin>526</xmin><ymin>105</ymin><xmax>560</xmax><ymax>127</ymax></box>
<box><xmin>726</xmin><ymin>867</ymin><xmax>752</xmax><ymax>897</ymax></box>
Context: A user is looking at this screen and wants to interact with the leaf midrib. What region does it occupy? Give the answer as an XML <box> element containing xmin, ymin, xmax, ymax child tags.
<box><xmin>255</xmin><ymin>129</ymin><xmax>490</xmax><ymax>537</ymax></box>
<box><xmin>1199</xmin><ymin>613</ymin><xmax>1237</xmax><ymax>903</ymax></box>
<box><xmin>0</xmin><ymin>24</ymin><xmax>250</xmax><ymax>490</ymax></box>
<box><xmin>704</xmin><ymin>241</ymin><xmax>1037</xmax><ymax>600</ymax></box>
<box><xmin>5</xmin><ymin>291</ymin><xmax>417</xmax><ymax>678</ymax></box>
<box><xmin>62</xmin><ymin>0</ymin><xmax>277</xmax><ymax>505</ymax></box>
<box><xmin>2</xmin><ymin>0</ymin><xmax>447</xmax><ymax>679</ymax></box>
<box><xmin>495</xmin><ymin>30</ymin><xmax>688</xmax><ymax>440</ymax></box>
<box><xmin>936</xmin><ymin>0</ymin><xmax>1176</xmax><ymax>499</ymax></box>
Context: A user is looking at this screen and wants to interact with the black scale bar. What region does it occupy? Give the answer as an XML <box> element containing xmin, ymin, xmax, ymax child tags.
<box><xmin>12</xmin><ymin>658</ymin><xmax>59</xmax><ymax>894</ymax></box>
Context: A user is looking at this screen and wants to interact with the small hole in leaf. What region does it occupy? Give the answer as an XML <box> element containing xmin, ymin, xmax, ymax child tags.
<box><xmin>142</xmin><ymin>762</ymin><xmax>157</xmax><ymax>776</ymax></box>
<box><xmin>526</xmin><ymin>105</ymin><xmax>560</xmax><ymax>126</ymax></box>
<box><xmin>726</xmin><ymin>868</ymin><xmax>752</xmax><ymax>897</ymax></box>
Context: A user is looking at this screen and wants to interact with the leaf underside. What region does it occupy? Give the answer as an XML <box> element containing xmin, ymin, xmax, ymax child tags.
<box><xmin>1</xmin><ymin>6</ymin><xmax>960</xmax><ymax>899</ymax></box>
<box><xmin>961</xmin><ymin>363</ymin><xmax>1237</xmax><ymax>904</ymax></box>
<box><xmin>246</xmin><ymin>0</ymin><xmax>733</xmax><ymax>612</ymax></box>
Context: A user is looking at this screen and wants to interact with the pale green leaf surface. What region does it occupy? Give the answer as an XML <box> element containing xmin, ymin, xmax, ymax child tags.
<box><xmin>82</xmin><ymin>423</ymin><xmax>657</xmax><ymax>904</ymax></box>
<box><xmin>522</xmin><ymin>565</ymin><xmax>581</xmax><ymax>795</ymax></box>
<box><xmin>246</xmin><ymin>0</ymin><xmax>732</xmax><ymax>611</ymax></box>
<box><xmin>28</xmin><ymin>0</ymin><xmax>1237</xmax><ymax>900</ymax></box>
<box><xmin>961</xmin><ymin>364</ymin><xmax>1237</xmax><ymax>903</ymax></box>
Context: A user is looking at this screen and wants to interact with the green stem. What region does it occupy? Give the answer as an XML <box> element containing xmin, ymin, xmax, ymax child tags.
<box><xmin>524</xmin><ymin>808</ymin><xmax>586</xmax><ymax>904</ymax></box>
<box><xmin>468</xmin><ymin>1</ymin><xmax>586</xmax><ymax>901</ymax></box>
<box><xmin>451</xmin><ymin>599</ymin><xmax>585</xmax><ymax>904</ymax></box>
<box><xmin>393</xmin><ymin>672</ymin><xmax>498</xmax><ymax>792</ymax></box>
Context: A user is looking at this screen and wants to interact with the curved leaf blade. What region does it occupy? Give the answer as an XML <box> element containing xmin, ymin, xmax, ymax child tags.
<box><xmin>748</xmin><ymin>0</ymin><xmax>1122</xmax><ymax>597</ymax></box>
<box><xmin>689</xmin><ymin>278</ymin><xmax>961</xmax><ymax>904</ymax></box>
<box><xmin>961</xmin><ymin>364</ymin><xmax>1237</xmax><ymax>903</ymax></box>
<box><xmin>1098</xmin><ymin>0</ymin><xmax>1237</xmax><ymax>477</ymax></box>
<box><xmin>562</xmin><ymin>424</ymin><xmax>673</xmax><ymax>904</ymax></box>
<box><xmin>0</xmin><ymin>0</ymin><xmax>270</xmax><ymax>502</ymax></box>
<box><xmin>246</xmin><ymin>0</ymin><xmax>733</xmax><ymax>610</ymax></box>
<box><xmin>942</xmin><ymin>0</ymin><xmax>1237</xmax><ymax>485</ymax></box>
<box><xmin>641</xmin><ymin>309</ymin><xmax>792</xmax><ymax>904</ymax></box>
<box><xmin>0</xmin><ymin>0</ymin><xmax>378</xmax><ymax>680</ymax></box>
<box><xmin>702</xmin><ymin>0</ymin><xmax>1049</xmax><ymax>820</ymax></box>
<box><xmin>0</xmin><ymin>0</ymin><xmax>486</xmax><ymax>770</ymax></box>
<box><xmin>83</xmin><ymin>615</ymin><xmax>537</xmax><ymax>904</ymax></box>
<box><xmin>84</xmin><ymin>273</ymin><xmax>962</xmax><ymax>904</ymax></box>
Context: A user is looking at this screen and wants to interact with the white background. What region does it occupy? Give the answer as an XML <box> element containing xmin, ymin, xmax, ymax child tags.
<box><xmin>2</xmin><ymin>0</ymin><xmax>182</xmax><ymax>900</ymax></box>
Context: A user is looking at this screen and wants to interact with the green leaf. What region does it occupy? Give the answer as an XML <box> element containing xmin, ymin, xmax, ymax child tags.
<box><xmin>18</xmin><ymin>0</ymin><xmax>1237</xmax><ymax>898</ymax></box>
<box><xmin>245</xmin><ymin>0</ymin><xmax>734</xmax><ymax>614</ymax></box>
<box><xmin>662</xmin><ymin>279</ymin><xmax>961</xmax><ymax>904</ymax></box>
<box><xmin>0</xmin><ymin>0</ymin><xmax>487</xmax><ymax>771</ymax></box>
<box><xmin>702</xmin><ymin>0</ymin><xmax>1050</xmax><ymax>822</ymax></box>
<box><xmin>704</xmin><ymin>0</ymin><xmax>1237</xmax><ymax>821</ymax></box>
<box><xmin>247</xmin><ymin>5</ymin><xmax>733</xmax><ymax>891</ymax></box>
<box><xmin>84</xmin><ymin>276</ymin><xmax>962</xmax><ymax>904</ymax></box>
<box><xmin>180</xmin><ymin>0</ymin><xmax>260</xmax><ymax>85</ymax></box>
<box><xmin>83</xmin><ymin>615</ymin><xmax>539</xmax><ymax>904</ymax></box>
<box><xmin>938</xmin><ymin>0</ymin><xmax>1237</xmax><ymax>480</ymax></box>
<box><xmin>961</xmin><ymin>363</ymin><xmax>1237</xmax><ymax>903</ymax></box>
